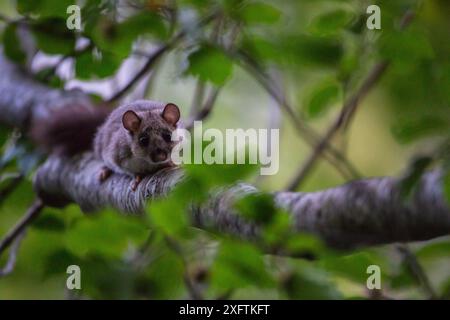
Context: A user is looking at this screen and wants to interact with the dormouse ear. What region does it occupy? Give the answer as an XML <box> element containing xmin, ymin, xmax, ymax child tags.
<box><xmin>161</xmin><ymin>103</ymin><xmax>180</xmax><ymax>126</ymax></box>
<box><xmin>122</xmin><ymin>110</ymin><xmax>141</xmax><ymax>133</ymax></box>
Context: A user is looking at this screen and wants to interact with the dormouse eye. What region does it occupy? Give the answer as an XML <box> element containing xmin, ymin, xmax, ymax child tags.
<box><xmin>139</xmin><ymin>135</ymin><xmax>149</xmax><ymax>147</ymax></box>
<box><xmin>162</xmin><ymin>132</ymin><xmax>172</xmax><ymax>143</ymax></box>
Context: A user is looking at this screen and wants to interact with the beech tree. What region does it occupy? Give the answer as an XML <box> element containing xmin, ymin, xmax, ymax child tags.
<box><xmin>0</xmin><ymin>0</ymin><xmax>449</xmax><ymax>299</ymax></box>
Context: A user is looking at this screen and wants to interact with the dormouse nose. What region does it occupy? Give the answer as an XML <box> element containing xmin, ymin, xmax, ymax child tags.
<box><xmin>152</xmin><ymin>149</ymin><xmax>167</xmax><ymax>162</ymax></box>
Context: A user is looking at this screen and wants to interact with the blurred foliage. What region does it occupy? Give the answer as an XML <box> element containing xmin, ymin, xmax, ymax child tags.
<box><xmin>0</xmin><ymin>0</ymin><xmax>450</xmax><ymax>300</ymax></box>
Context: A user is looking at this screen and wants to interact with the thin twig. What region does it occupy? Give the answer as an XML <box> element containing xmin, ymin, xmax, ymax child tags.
<box><xmin>185</xmin><ymin>87</ymin><xmax>221</xmax><ymax>131</ymax></box>
<box><xmin>107</xmin><ymin>11</ymin><xmax>220</xmax><ymax>103</ymax></box>
<box><xmin>141</xmin><ymin>61</ymin><xmax>162</xmax><ymax>99</ymax></box>
<box><xmin>128</xmin><ymin>230</ymin><xmax>155</xmax><ymax>271</ymax></box>
<box><xmin>185</xmin><ymin>20</ymin><xmax>240</xmax><ymax>130</ymax></box>
<box><xmin>164</xmin><ymin>236</ymin><xmax>204</xmax><ymax>300</ymax></box>
<box><xmin>0</xmin><ymin>13</ymin><xmax>11</xmax><ymax>23</ymax></box>
<box><xmin>40</xmin><ymin>43</ymin><xmax>93</xmax><ymax>82</ymax></box>
<box><xmin>107</xmin><ymin>45</ymin><xmax>171</xmax><ymax>103</ymax></box>
<box><xmin>189</xmin><ymin>80</ymin><xmax>206</xmax><ymax>117</ymax></box>
<box><xmin>286</xmin><ymin>11</ymin><xmax>415</xmax><ymax>191</ymax></box>
<box><xmin>0</xmin><ymin>231</ymin><xmax>25</xmax><ymax>277</ymax></box>
<box><xmin>397</xmin><ymin>244</ymin><xmax>437</xmax><ymax>299</ymax></box>
<box><xmin>252</xmin><ymin>78</ymin><xmax>283</xmax><ymax>186</ymax></box>
<box><xmin>0</xmin><ymin>174</ymin><xmax>23</xmax><ymax>205</ymax></box>
<box><xmin>286</xmin><ymin>61</ymin><xmax>389</xmax><ymax>190</ymax></box>
<box><xmin>0</xmin><ymin>199</ymin><xmax>44</xmax><ymax>256</ymax></box>
<box><xmin>237</xmin><ymin>52</ymin><xmax>360</xmax><ymax>181</ymax></box>
<box><xmin>216</xmin><ymin>290</ymin><xmax>234</xmax><ymax>300</ymax></box>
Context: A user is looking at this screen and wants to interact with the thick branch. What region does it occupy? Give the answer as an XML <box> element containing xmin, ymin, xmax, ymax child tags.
<box><xmin>34</xmin><ymin>153</ymin><xmax>450</xmax><ymax>249</ymax></box>
<box><xmin>0</xmin><ymin>54</ymin><xmax>92</xmax><ymax>128</ymax></box>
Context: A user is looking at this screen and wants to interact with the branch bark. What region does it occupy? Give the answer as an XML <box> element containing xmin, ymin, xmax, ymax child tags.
<box><xmin>33</xmin><ymin>153</ymin><xmax>450</xmax><ymax>249</ymax></box>
<box><xmin>0</xmin><ymin>53</ymin><xmax>93</xmax><ymax>129</ymax></box>
<box><xmin>0</xmin><ymin>199</ymin><xmax>44</xmax><ymax>255</ymax></box>
<box><xmin>1</xmin><ymin>49</ymin><xmax>450</xmax><ymax>250</ymax></box>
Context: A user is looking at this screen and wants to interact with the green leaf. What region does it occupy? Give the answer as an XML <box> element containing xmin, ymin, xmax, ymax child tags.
<box><xmin>16</xmin><ymin>0</ymin><xmax>41</xmax><ymax>15</ymax></box>
<box><xmin>147</xmin><ymin>195</ymin><xmax>190</xmax><ymax>237</ymax></box>
<box><xmin>185</xmin><ymin>44</ymin><xmax>234</xmax><ymax>85</ymax></box>
<box><xmin>17</xmin><ymin>0</ymin><xmax>74</xmax><ymax>18</ymax></box>
<box><xmin>2</xmin><ymin>24</ymin><xmax>27</xmax><ymax>64</ymax></box>
<box><xmin>43</xmin><ymin>248</ymin><xmax>79</xmax><ymax>277</ymax></box>
<box><xmin>78</xmin><ymin>254</ymin><xmax>136</xmax><ymax>299</ymax></box>
<box><xmin>186</xmin><ymin>163</ymin><xmax>257</xmax><ymax>188</ymax></box>
<box><xmin>416</xmin><ymin>240</ymin><xmax>450</xmax><ymax>260</ymax></box>
<box><xmin>148</xmin><ymin>159</ymin><xmax>256</xmax><ymax>237</ymax></box>
<box><xmin>185</xmin><ymin>161</ymin><xmax>257</xmax><ymax>190</ymax></box>
<box><xmin>35</xmin><ymin>67</ymin><xmax>65</xmax><ymax>88</ymax></box>
<box><xmin>285</xmin><ymin>35</ymin><xmax>344</xmax><ymax>67</ymax></box>
<box><xmin>309</xmin><ymin>9</ymin><xmax>355</xmax><ymax>36</ymax></box>
<box><xmin>75</xmin><ymin>49</ymin><xmax>121</xmax><ymax>79</ymax></box>
<box><xmin>32</xmin><ymin>213</ymin><xmax>66</xmax><ymax>232</ymax></box>
<box><xmin>442</xmin><ymin>171</ymin><xmax>450</xmax><ymax>206</ymax></box>
<box><xmin>282</xmin><ymin>273</ymin><xmax>340</xmax><ymax>299</ymax></box>
<box><xmin>240</xmin><ymin>35</ymin><xmax>279</xmax><ymax>62</ymax></box>
<box><xmin>441</xmin><ymin>278</ymin><xmax>450</xmax><ymax>299</ymax></box>
<box><xmin>91</xmin><ymin>12</ymin><xmax>167</xmax><ymax>59</ymax></box>
<box><xmin>145</xmin><ymin>247</ymin><xmax>185</xmax><ymax>299</ymax></box>
<box><xmin>31</xmin><ymin>18</ymin><xmax>76</xmax><ymax>55</ymax></box>
<box><xmin>305</xmin><ymin>78</ymin><xmax>341</xmax><ymax>118</ymax></box>
<box><xmin>210</xmin><ymin>240</ymin><xmax>274</xmax><ymax>291</ymax></box>
<box><xmin>81</xmin><ymin>0</ymin><xmax>108</xmax><ymax>34</ymax></box>
<box><xmin>380</xmin><ymin>29</ymin><xmax>434</xmax><ymax>64</ymax></box>
<box><xmin>282</xmin><ymin>263</ymin><xmax>341</xmax><ymax>299</ymax></box>
<box><xmin>240</xmin><ymin>2</ymin><xmax>281</xmax><ymax>25</ymax></box>
<box><xmin>389</xmin><ymin>263</ymin><xmax>415</xmax><ymax>290</ymax></box>
<box><xmin>392</xmin><ymin>115</ymin><xmax>449</xmax><ymax>144</ymax></box>
<box><xmin>399</xmin><ymin>156</ymin><xmax>433</xmax><ymax>199</ymax></box>
<box><xmin>284</xmin><ymin>234</ymin><xmax>327</xmax><ymax>260</ymax></box>
<box><xmin>65</xmin><ymin>210</ymin><xmax>148</xmax><ymax>258</ymax></box>
<box><xmin>321</xmin><ymin>251</ymin><xmax>386</xmax><ymax>284</ymax></box>
<box><xmin>261</xmin><ymin>211</ymin><xmax>291</xmax><ymax>245</ymax></box>
<box><xmin>234</xmin><ymin>192</ymin><xmax>276</xmax><ymax>225</ymax></box>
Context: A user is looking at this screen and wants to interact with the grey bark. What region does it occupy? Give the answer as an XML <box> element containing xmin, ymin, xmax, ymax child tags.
<box><xmin>0</xmin><ymin>53</ymin><xmax>92</xmax><ymax>128</ymax></box>
<box><xmin>33</xmin><ymin>153</ymin><xmax>450</xmax><ymax>249</ymax></box>
<box><xmin>1</xmin><ymin>52</ymin><xmax>450</xmax><ymax>249</ymax></box>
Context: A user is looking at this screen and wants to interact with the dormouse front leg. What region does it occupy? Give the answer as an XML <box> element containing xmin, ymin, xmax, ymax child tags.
<box><xmin>99</xmin><ymin>166</ymin><xmax>113</xmax><ymax>183</ymax></box>
<box><xmin>130</xmin><ymin>175</ymin><xmax>143</xmax><ymax>191</ymax></box>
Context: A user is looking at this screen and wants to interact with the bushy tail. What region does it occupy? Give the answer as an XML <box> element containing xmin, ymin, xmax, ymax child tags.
<box><xmin>31</xmin><ymin>105</ymin><xmax>110</xmax><ymax>156</ymax></box>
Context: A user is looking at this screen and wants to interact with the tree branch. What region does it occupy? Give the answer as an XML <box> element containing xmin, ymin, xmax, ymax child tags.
<box><xmin>286</xmin><ymin>61</ymin><xmax>389</xmax><ymax>191</ymax></box>
<box><xmin>236</xmin><ymin>51</ymin><xmax>361</xmax><ymax>181</ymax></box>
<box><xmin>107</xmin><ymin>44</ymin><xmax>171</xmax><ymax>103</ymax></box>
<box><xmin>185</xmin><ymin>87</ymin><xmax>221</xmax><ymax>131</ymax></box>
<box><xmin>0</xmin><ymin>230</ymin><xmax>25</xmax><ymax>277</ymax></box>
<box><xmin>0</xmin><ymin>199</ymin><xmax>44</xmax><ymax>257</ymax></box>
<box><xmin>1</xmin><ymin>7</ymin><xmax>449</xmax><ymax>253</ymax></box>
<box><xmin>396</xmin><ymin>243</ymin><xmax>437</xmax><ymax>299</ymax></box>
<box><xmin>0</xmin><ymin>174</ymin><xmax>23</xmax><ymax>206</ymax></box>
<box><xmin>286</xmin><ymin>10</ymin><xmax>416</xmax><ymax>191</ymax></box>
<box><xmin>107</xmin><ymin>10</ymin><xmax>221</xmax><ymax>103</ymax></box>
<box><xmin>0</xmin><ymin>53</ymin><xmax>93</xmax><ymax>129</ymax></box>
<box><xmin>33</xmin><ymin>153</ymin><xmax>450</xmax><ymax>249</ymax></box>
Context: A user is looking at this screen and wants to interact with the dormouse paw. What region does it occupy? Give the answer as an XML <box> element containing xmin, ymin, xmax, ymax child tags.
<box><xmin>130</xmin><ymin>175</ymin><xmax>143</xmax><ymax>191</ymax></box>
<box><xmin>99</xmin><ymin>166</ymin><xmax>113</xmax><ymax>183</ymax></box>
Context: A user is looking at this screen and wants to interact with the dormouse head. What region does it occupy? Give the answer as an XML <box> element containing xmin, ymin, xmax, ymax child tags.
<box><xmin>122</xmin><ymin>103</ymin><xmax>180</xmax><ymax>164</ymax></box>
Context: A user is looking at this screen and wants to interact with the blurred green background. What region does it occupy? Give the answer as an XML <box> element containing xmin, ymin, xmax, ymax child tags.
<box><xmin>0</xmin><ymin>0</ymin><xmax>449</xmax><ymax>299</ymax></box>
